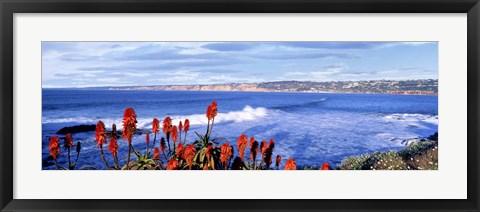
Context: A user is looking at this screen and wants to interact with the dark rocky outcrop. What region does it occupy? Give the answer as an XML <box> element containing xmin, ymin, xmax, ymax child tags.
<box><xmin>56</xmin><ymin>125</ymin><xmax>96</xmax><ymax>134</ymax></box>
<box><xmin>56</xmin><ymin>124</ymin><xmax>150</xmax><ymax>136</ymax></box>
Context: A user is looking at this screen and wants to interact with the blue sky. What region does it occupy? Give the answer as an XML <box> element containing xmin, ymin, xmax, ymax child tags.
<box><xmin>42</xmin><ymin>42</ymin><xmax>438</xmax><ymax>88</ymax></box>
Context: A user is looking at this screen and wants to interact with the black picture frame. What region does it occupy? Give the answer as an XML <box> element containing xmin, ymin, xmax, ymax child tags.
<box><xmin>1</xmin><ymin>0</ymin><xmax>479</xmax><ymax>211</ymax></box>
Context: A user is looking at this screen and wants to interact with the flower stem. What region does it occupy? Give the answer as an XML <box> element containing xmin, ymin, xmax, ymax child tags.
<box><xmin>183</xmin><ymin>131</ymin><xmax>188</xmax><ymax>145</ymax></box>
<box><xmin>99</xmin><ymin>145</ymin><xmax>110</xmax><ymax>169</ymax></box>
<box><xmin>205</xmin><ymin>119</ymin><xmax>210</xmax><ymax>143</ymax></box>
<box><xmin>145</xmin><ymin>142</ymin><xmax>149</xmax><ymax>158</ymax></box>
<box><xmin>208</xmin><ymin>118</ymin><xmax>215</xmax><ymax>139</ymax></box>
<box><xmin>166</xmin><ymin>135</ymin><xmax>171</xmax><ymax>155</ymax></box>
<box><xmin>127</xmin><ymin>140</ymin><xmax>132</xmax><ymax>170</ymax></box>
<box><xmin>74</xmin><ymin>150</ymin><xmax>80</xmax><ymax>169</ymax></box>
<box><xmin>173</xmin><ymin>142</ymin><xmax>176</xmax><ymax>157</ymax></box>
<box><xmin>259</xmin><ymin>156</ymin><xmax>265</xmax><ymax>170</ymax></box>
<box><xmin>162</xmin><ymin>150</ymin><xmax>168</xmax><ymax>161</ymax></box>
<box><xmin>114</xmin><ymin>154</ymin><xmax>119</xmax><ymax>169</ymax></box>
<box><xmin>152</xmin><ymin>133</ymin><xmax>157</xmax><ymax>152</ymax></box>
<box><xmin>67</xmin><ymin>147</ymin><xmax>72</xmax><ymax>170</ymax></box>
<box><xmin>54</xmin><ymin>158</ymin><xmax>61</xmax><ymax>170</ymax></box>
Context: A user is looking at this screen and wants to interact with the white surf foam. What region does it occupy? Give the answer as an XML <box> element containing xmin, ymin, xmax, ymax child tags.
<box><xmin>43</xmin><ymin>105</ymin><xmax>269</xmax><ymax>130</ymax></box>
<box><xmin>383</xmin><ymin>113</ymin><xmax>438</xmax><ymax>125</ymax></box>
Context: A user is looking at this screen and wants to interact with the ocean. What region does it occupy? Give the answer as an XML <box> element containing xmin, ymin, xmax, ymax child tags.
<box><xmin>42</xmin><ymin>89</ymin><xmax>438</xmax><ymax>170</ymax></box>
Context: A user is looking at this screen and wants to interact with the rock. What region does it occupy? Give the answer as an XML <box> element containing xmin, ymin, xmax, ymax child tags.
<box><xmin>56</xmin><ymin>125</ymin><xmax>96</xmax><ymax>134</ymax></box>
<box><xmin>56</xmin><ymin>125</ymin><xmax>150</xmax><ymax>136</ymax></box>
<box><xmin>401</xmin><ymin>138</ymin><xmax>424</xmax><ymax>146</ymax></box>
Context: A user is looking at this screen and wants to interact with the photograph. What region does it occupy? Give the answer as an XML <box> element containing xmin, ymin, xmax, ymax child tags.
<box><xmin>42</xmin><ymin>41</ymin><xmax>438</xmax><ymax>170</ymax></box>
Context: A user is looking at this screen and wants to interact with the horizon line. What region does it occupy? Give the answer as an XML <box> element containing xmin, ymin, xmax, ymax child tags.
<box><xmin>42</xmin><ymin>78</ymin><xmax>438</xmax><ymax>89</ymax></box>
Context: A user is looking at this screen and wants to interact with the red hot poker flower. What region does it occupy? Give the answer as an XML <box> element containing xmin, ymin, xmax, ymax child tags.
<box><xmin>284</xmin><ymin>158</ymin><xmax>297</xmax><ymax>170</ymax></box>
<box><xmin>163</xmin><ymin>116</ymin><xmax>172</xmax><ymax>135</ymax></box>
<box><xmin>275</xmin><ymin>155</ymin><xmax>281</xmax><ymax>167</ymax></box>
<box><xmin>250</xmin><ymin>140</ymin><xmax>259</xmax><ymax>161</ymax></box>
<box><xmin>210</xmin><ymin>101</ymin><xmax>218</xmax><ymax>118</ymax></box>
<box><xmin>152</xmin><ymin>118</ymin><xmax>160</xmax><ymax>134</ymax></box>
<box><xmin>49</xmin><ymin>136</ymin><xmax>60</xmax><ymax>160</ymax></box>
<box><xmin>179</xmin><ymin>121</ymin><xmax>183</xmax><ymax>132</ymax></box>
<box><xmin>321</xmin><ymin>162</ymin><xmax>330</xmax><ymax>170</ymax></box>
<box><xmin>153</xmin><ymin>148</ymin><xmax>160</xmax><ymax>160</ymax></box>
<box><xmin>220</xmin><ymin>143</ymin><xmax>233</xmax><ymax>167</ymax></box>
<box><xmin>171</xmin><ymin>125</ymin><xmax>178</xmax><ymax>143</ymax></box>
<box><xmin>206</xmin><ymin>104</ymin><xmax>213</xmax><ymax>120</ymax></box>
<box><xmin>160</xmin><ymin>137</ymin><xmax>167</xmax><ymax>153</ymax></box>
<box><xmin>237</xmin><ymin>134</ymin><xmax>248</xmax><ymax>160</ymax></box>
<box><xmin>176</xmin><ymin>143</ymin><xmax>184</xmax><ymax>156</ymax></box>
<box><xmin>206</xmin><ymin>101</ymin><xmax>218</xmax><ymax>121</ymax></box>
<box><xmin>183</xmin><ymin>144</ymin><xmax>196</xmax><ymax>169</ymax></box>
<box><xmin>145</xmin><ymin>133</ymin><xmax>150</xmax><ymax>146</ymax></box>
<box><xmin>265</xmin><ymin>139</ymin><xmax>275</xmax><ymax>169</ymax></box>
<box><xmin>122</xmin><ymin>108</ymin><xmax>137</xmax><ymax>141</ymax></box>
<box><xmin>95</xmin><ymin>121</ymin><xmax>107</xmax><ymax>147</ymax></box>
<box><xmin>167</xmin><ymin>158</ymin><xmax>179</xmax><ymax>170</ymax></box>
<box><xmin>260</xmin><ymin>140</ymin><xmax>267</xmax><ymax>155</ymax></box>
<box><xmin>184</xmin><ymin>119</ymin><xmax>190</xmax><ymax>132</ymax></box>
<box><xmin>268</xmin><ymin>138</ymin><xmax>275</xmax><ymax>150</ymax></box>
<box><xmin>108</xmin><ymin>136</ymin><xmax>118</xmax><ymax>156</ymax></box>
<box><xmin>64</xmin><ymin>133</ymin><xmax>74</xmax><ymax>149</ymax></box>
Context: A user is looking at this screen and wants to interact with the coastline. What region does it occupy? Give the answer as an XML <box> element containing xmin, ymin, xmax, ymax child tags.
<box><xmin>108</xmin><ymin>88</ymin><xmax>439</xmax><ymax>96</ymax></box>
<box><xmin>43</xmin><ymin>87</ymin><xmax>438</xmax><ymax>96</ymax></box>
<box><xmin>43</xmin><ymin>79</ymin><xmax>438</xmax><ymax>96</ymax></box>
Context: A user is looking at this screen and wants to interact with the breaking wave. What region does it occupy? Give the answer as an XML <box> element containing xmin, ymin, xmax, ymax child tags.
<box><xmin>42</xmin><ymin>105</ymin><xmax>269</xmax><ymax>129</ymax></box>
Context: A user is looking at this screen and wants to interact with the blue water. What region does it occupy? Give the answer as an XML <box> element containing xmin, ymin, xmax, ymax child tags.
<box><xmin>42</xmin><ymin>89</ymin><xmax>438</xmax><ymax>170</ymax></box>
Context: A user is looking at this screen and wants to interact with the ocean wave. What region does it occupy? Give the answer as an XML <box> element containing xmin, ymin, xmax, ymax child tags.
<box><xmin>170</xmin><ymin>105</ymin><xmax>268</xmax><ymax>126</ymax></box>
<box><xmin>383</xmin><ymin>113</ymin><xmax>438</xmax><ymax>124</ymax></box>
<box><xmin>270</xmin><ymin>98</ymin><xmax>327</xmax><ymax>111</ymax></box>
<box><xmin>42</xmin><ymin>105</ymin><xmax>269</xmax><ymax>129</ymax></box>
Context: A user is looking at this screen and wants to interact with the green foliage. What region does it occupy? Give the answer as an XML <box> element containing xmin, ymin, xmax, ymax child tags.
<box><xmin>339</xmin><ymin>138</ymin><xmax>438</xmax><ymax>170</ymax></box>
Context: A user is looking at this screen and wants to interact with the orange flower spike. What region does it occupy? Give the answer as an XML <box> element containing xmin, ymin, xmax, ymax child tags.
<box><xmin>153</xmin><ymin>148</ymin><xmax>160</xmax><ymax>160</ymax></box>
<box><xmin>152</xmin><ymin>118</ymin><xmax>160</xmax><ymax>134</ymax></box>
<box><xmin>64</xmin><ymin>133</ymin><xmax>74</xmax><ymax>149</ymax></box>
<box><xmin>284</xmin><ymin>158</ymin><xmax>297</xmax><ymax>170</ymax></box>
<box><xmin>167</xmin><ymin>158</ymin><xmax>179</xmax><ymax>170</ymax></box>
<box><xmin>163</xmin><ymin>116</ymin><xmax>172</xmax><ymax>135</ymax></box>
<box><xmin>250</xmin><ymin>140</ymin><xmax>259</xmax><ymax>161</ymax></box>
<box><xmin>95</xmin><ymin>121</ymin><xmax>107</xmax><ymax>147</ymax></box>
<box><xmin>171</xmin><ymin>125</ymin><xmax>178</xmax><ymax>143</ymax></box>
<box><xmin>184</xmin><ymin>119</ymin><xmax>190</xmax><ymax>132</ymax></box>
<box><xmin>260</xmin><ymin>140</ymin><xmax>267</xmax><ymax>155</ymax></box>
<box><xmin>268</xmin><ymin>138</ymin><xmax>275</xmax><ymax>150</ymax></box>
<box><xmin>237</xmin><ymin>134</ymin><xmax>248</xmax><ymax>160</ymax></box>
<box><xmin>145</xmin><ymin>133</ymin><xmax>150</xmax><ymax>146</ymax></box>
<box><xmin>220</xmin><ymin>143</ymin><xmax>233</xmax><ymax>167</ymax></box>
<box><xmin>321</xmin><ymin>162</ymin><xmax>331</xmax><ymax>170</ymax></box>
<box><xmin>160</xmin><ymin>137</ymin><xmax>167</xmax><ymax>153</ymax></box>
<box><xmin>211</xmin><ymin>101</ymin><xmax>218</xmax><ymax>118</ymax></box>
<box><xmin>49</xmin><ymin>136</ymin><xmax>60</xmax><ymax>159</ymax></box>
<box><xmin>206</xmin><ymin>104</ymin><xmax>213</xmax><ymax>120</ymax></box>
<box><xmin>276</xmin><ymin>155</ymin><xmax>281</xmax><ymax>167</ymax></box>
<box><xmin>183</xmin><ymin>144</ymin><xmax>196</xmax><ymax>169</ymax></box>
<box><xmin>249</xmin><ymin>136</ymin><xmax>255</xmax><ymax>148</ymax></box>
<box><xmin>178</xmin><ymin>121</ymin><xmax>183</xmax><ymax>132</ymax></box>
<box><xmin>108</xmin><ymin>136</ymin><xmax>118</xmax><ymax>156</ymax></box>
<box><xmin>264</xmin><ymin>139</ymin><xmax>275</xmax><ymax>169</ymax></box>
<box><xmin>176</xmin><ymin>143</ymin><xmax>184</xmax><ymax>156</ymax></box>
<box><xmin>122</xmin><ymin>108</ymin><xmax>137</xmax><ymax>141</ymax></box>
